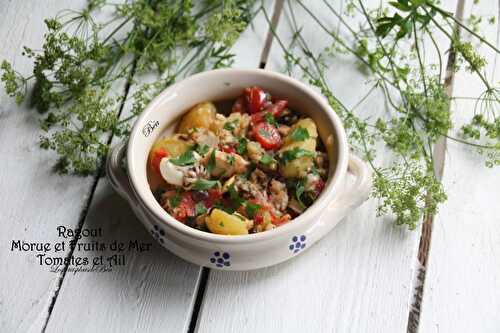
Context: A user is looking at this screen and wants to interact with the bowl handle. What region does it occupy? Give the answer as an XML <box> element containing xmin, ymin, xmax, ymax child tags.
<box><xmin>328</xmin><ymin>153</ymin><xmax>373</xmax><ymax>221</ymax></box>
<box><xmin>106</xmin><ymin>141</ymin><xmax>136</xmax><ymax>204</ymax></box>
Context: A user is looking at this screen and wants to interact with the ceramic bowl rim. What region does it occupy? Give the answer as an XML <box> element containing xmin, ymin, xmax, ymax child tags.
<box><xmin>127</xmin><ymin>68</ymin><xmax>349</xmax><ymax>244</ymax></box>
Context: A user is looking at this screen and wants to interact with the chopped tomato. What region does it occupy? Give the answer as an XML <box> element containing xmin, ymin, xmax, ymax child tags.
<box><xmin>250</xmin><ymin>112</ymin><xmax>266</xmax><ymax>124</ymax></box>
<box><xmin>253</xmin><ymin>122</ymin><xmax>282</xmax><ymax>150</ymax></box>
<box><xmin>232</xmin><ymin>96</ymin><xmax>247</xmax><ymax>113</ymax></box>
<box><xmin>244</xmin><ymin>86</ymin><xmax>267</xmax><ymax>114</ymax></box>
<box><xmin>150</xmin><ymin>148</ymin><xmax>168</xmax><ymax>174</ymax></box>
<box><xmin>174</xmin><ymin>192</ymin><xmax>196</xmax><ymax>222</ymax></box>
<box><xmin>265</xmin><ymin>100</ymin><xmax>288</xmax><ymax>118</ymax></box>
<box><xmin>254</xmin><ymin>214</ymin><xmax>264</xmax><ymax>225</ymax></box>
<box><xmin>221</xmin><ymin>145</ymin><xmax>235</xmax><ymax>154</ymax></box>
<box><xmin>315</xmin><ymin>179</ymin><xmax>325</xmax><ymax>192</ymax></box>
<box><xmin>250</xmin><ymin>100</ymin><xmax>288</xmax><ymax>124</ymax></box>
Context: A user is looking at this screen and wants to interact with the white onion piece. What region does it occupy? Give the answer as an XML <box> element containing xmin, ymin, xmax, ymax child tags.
<box><xmin>159</xmin><ymin>158</ymin><xmax>184</xmax><ymax>186</ymax></box>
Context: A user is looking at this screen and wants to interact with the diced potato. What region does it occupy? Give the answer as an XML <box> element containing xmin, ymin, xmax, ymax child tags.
<box><xmin>206</xmin><ymin>209</ymin><xmax>249</xmax><ymax>235</ymax></box>
<box><xmin>278</xmin><ymin>117</ymin><xmax>318</xmax><ymax>178</ymax></box>
<box><xmin>283</xmin><ymin>117</ymin><xmax>318</xmax><ymax>146</ymax></box>
<box><xmin>177</xmin><ymin>102</ymin><xmax>217</xmax><ymax>133</ymax></box>
<box><xmin>279</xmin><ymin>138</ymin><xmax>316</xmax><ymax>178</ymax></box>
<box><xmin>150</xmin><ymin>136</ymin><xmax>190</xmax><ymax>158</ymax></box>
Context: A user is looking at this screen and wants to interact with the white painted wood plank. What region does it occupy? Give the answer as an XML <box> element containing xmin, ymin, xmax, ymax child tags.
<box><xmin>419</xmin><ymin>1</ymin><xmax>500</xmax><ymax>332</ymax></box>
<box><xmin>44</xmin><ymin>2</ymin><xmax>275</xmax><ymax>332</ymax></box>
<box><xmin>195</xmin><ymin>1</ymin><xmax>455</xmax><ymax>332</ymax></box>
<box><xmin>0</xmin><ymin>2</ymin><xmax>98</xmax><ymax>332</ymax></box>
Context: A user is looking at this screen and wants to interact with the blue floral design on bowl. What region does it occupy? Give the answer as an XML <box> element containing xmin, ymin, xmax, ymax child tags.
<box><xmin>210</xmin><ymin>251</ymin><xmax>231</xmax><ymax>268</ymax></box>
<box><xmin>150</xmin><ymin>224</ymin><xmax>166</xmax><ymax>244</ymax></box>
<box><xmin>289</xmin><ymin>235</ymin><xmax>306</xmax><ymax>254</ymax></box>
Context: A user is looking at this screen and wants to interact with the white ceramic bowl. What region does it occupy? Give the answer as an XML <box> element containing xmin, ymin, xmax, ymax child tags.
<box><xmin>106</xmin><ymin>68</ymin><xmax>372</xmax><ymax>271</ymax></box>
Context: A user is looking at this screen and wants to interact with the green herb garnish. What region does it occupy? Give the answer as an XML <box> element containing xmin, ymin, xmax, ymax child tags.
<box><xmin>191</xmin><ymin>179</ymin><xmax>219</xmax><ymax>191</ymax></box>
<box><xmin>260</xmin><ymin>154</ymin><xmax>275</xmax><ymax>165</ymax></box>
<box><xmin>226</xmin><ymin>154</ymin><xmax>236</xmax><ymax>165</ymax></box>
<box><xmin>264</xmin><ymin>112</ymin><xmax>277</xmax><ymax>126</ymax></box>
<box><xmin>195</xmin><ymin>202</ymin><xmax>207</xmax><ymax>216</ymax></box>
<box><xmin>223</xmin><ymin>119</ymin><xmax>238</xmax><ymax>132</ymax></box>
<box><xmin>236</xmin><ymin>137</ymin><xmax>248</xmax><ymax>155</ymax></box>
<box><xmin>245</xmin><ymin>202</ymin><xmax>261</xmax><ymax>218</ymax></box>
<box><xmin>195</xmin><ymin>144</ymin><xmax>210</xmax><ymax>156</ymax></box>
<box><xmin>207</xmin><ymin>149</ymin><xmax>216</xmax><ymax>174</ymax></box>
<box><xmin>279</xmin><ymin>148</ymin><xmax>315</xmax><ymax>164</ymax></box>
<box><xmin>290</xmin><ymin>127</ymin><xmax>310</xmax><ymax>142</ymax></box>
<box><xmin>170</xmin><ymin>150</ymin><xmax>196</xmax><ymax>166</ymax></box>
<box><xmin>169</xmin><ymin>192</ymin><xmax>181</xmax><ymax>208</ymax></box>
<box><xmin>295</xmin><ymin>179</ymin><xmax>306</xmax><ymax>209</ymax></box>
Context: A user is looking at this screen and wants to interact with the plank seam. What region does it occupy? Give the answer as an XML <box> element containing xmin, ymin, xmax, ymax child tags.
<box><xmin>185</xmin><ymin>1</ymin><xmax>284</xmax><ymax>331</ymax></box>
<box><xmin>259</xmin><ymin>0</ymin><xmax>284</xmax><ymax>69</ymax></box>
<box><xmin>41</xmin><ymin>58</ymin><xmax>138</xmax><ymax>333</ymax></box>
<box><xmin>406</xmin><ymin>1</ymin><xmax>465</xmax><ymax>332</ymax></box>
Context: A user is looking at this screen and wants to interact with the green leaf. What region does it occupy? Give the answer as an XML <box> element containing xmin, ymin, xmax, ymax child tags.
<box><xmin>236</xmin><ymin>137</ymin><xmax>248</xmax><ymax>155</ymax></box>
<box><xmin>260</xmin><ymin>154</ymin><xmax>274</xmax><ymax>165</ymax></box>
<box><xmin>195</xmin><ymin>202</ymin><xmax>207</xmax><ymax>215</ymax></box>
<box><xmin>389</xmin><ymin>1</ymin><xmax>411</xmax><ymax>11</ymax></box>
<box><xmin>207</xmin><ymin>149</ymin><xmax>216</xmax><ymax>173</ymax></box>
<box><xmin>264</xmin><ymin>112</ymin><xmax>277</xmax><ymax>126</ymax></box>
<box><xmin>169</xmin><ymin>192</ymin><xmax>181</xmax><ymax>208</ymax></box>
<box><xmin>295</xmin><ymin>180</ymin><xmax>306</xmax><ymax>208</ymax></box>
<box><xmin>245</xmin><ymin>202</ymin><xmax>261</xmax><ymax>218</ymax></box>
<box><xmin>170</xmin><ymin>150</ymin><xmax>196</xmax><ymax>166</ymax></box>
<box><xmin>289</xmin><ymin>126</ymin><xmax>310</xmax><ymax>141</ymax></box>
<box><xmin>191</xmin><ymin>179</ymin><xmax>219</xmax><ymax>190</ymax></box>
<box><xmin>195</xmin><ymin>143</ymin><xmax>210</xmax><ymax>155</ymax></box>
<box><xmin>279</xmin><ymin>148</ymin><xmax>315</xmax><ymax>164</ymax></box>
<box><xmin>223</xmin><ymin>119</ymin><xmax>238</xmax><ymax>132</ymax></box>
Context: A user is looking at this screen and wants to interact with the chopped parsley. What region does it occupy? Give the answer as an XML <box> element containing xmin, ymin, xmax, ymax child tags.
<box><xmin>245</xmin><ymin>202</ymin><xmax>261</xmax><ymax>218</ymax></box>
<box><xmin>226</xmin><ymin>154</ymin><xmax>236</xmax><ymax>165</ymax></box>
<box><xmin>295</xmin><ymin>179</ymin><xmax>306</xmax><ymax>208</ymax></box>
<box><xmin>290</xmin><ymin>127</ymin><xmax>310</xmax><ymax>142</ymax></box>
<box><xmin>279</xmin><ymin>147</ymin><xmax>315</xmax><ymax>164</ymax></box>
<box><xmin>223</xmin><ymin>119</ymin><xmax>239</xmax><ymax>132</ymax></box>
<box><xmin>260</xmin><ymin>154</ymin><xmax>275</xmax><ymax>165</ymax></box>
<box><xmin>228</xmin><ymin>184</ymin><xmax>246</xmax><ymax>208</ymax></box>
<box><xmin>236</xmin><ymin>137</ymin><xmax>248</xmax><ymax>155</ymax></box>
<box><xmin>170</xmin><ymin>150</ymin><xmax>196</xmax><ymax>166</ymax></box>
<box><xmin>264</xmin><ymin>112</ymin><xmax>277</xmax><ymax>126</ymax></box>
<box><xmin>194</xmin><ymin>143</ymin><xmax>210</xmax><ymax>155</ymax></box>
<box><xmin>207</xmin><ymin>149</ymin><xmax>216</xmax><ymax>173</ymax></box>
<box><xmin>191</xmin><ymin>179</ymin><xmax>219</xmax><ymax>190</ymax></box>
<box><xmin>195</xmin><ymin>202</ymin><xmax>207</xmax><ymax>216</ymax></box>
<box><xmin>169</xmin><ymin>192</ymin><xmax>181</xmax><ymax>208</ymax></box>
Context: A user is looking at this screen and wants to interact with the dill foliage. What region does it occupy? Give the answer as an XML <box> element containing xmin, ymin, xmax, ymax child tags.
<box><xmin>1</xmin><ymin>0</ymin><xmax>255</xmax><ymax>174</ymax></box>
<box><xmin>262</xmin><ymin>0</ymin><xmax>499</xmax><ymax>229</ymax></box>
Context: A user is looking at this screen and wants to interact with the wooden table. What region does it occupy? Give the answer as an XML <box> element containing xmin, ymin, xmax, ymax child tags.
<box><xmin>1</xmin><ymin>1</ymin><xmax>499</xmax><ymax>332</ymax></box>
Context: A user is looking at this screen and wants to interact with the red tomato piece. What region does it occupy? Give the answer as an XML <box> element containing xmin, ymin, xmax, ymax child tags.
<box><xmin>265</xmin><ymin>100</ymin><xmax>288</xmax><ymax>118</ymax></box>
<box><xmin>174</xmin><ymin>192</ymin><xmax>196</xmax><ymax>222</ymax></box>
<box><xmin>221</xmin><ymin>145</ymin><xmax>236</xmax><ymax>154</ymax></box>
<box><xmin>244</xmin><ymin>86</ymin><xmax>267</xmax><ymax>114</ymax></box>
<box><xmin>232</xmin><ymin>96</ymin><xmax>247</xmax><ymax>113</ymax></box>
<box><xmin>253</xmin><ymin>122</ymin><xmax>282</xmax><ymax>150</ymax></box>
<box><xmin>250</xmin><ymin>112</ymin><xmax>265</xmax><ymax>124</ymax></box>
<box><xmin>150</xmin><ymin>148</ymin><xmax>168</xmax><ymax>175</ymax></box>
<box><xmin>250</xmin><ymin>100</ymin><xmax>288</xmax><ymax>125</ymax></box>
